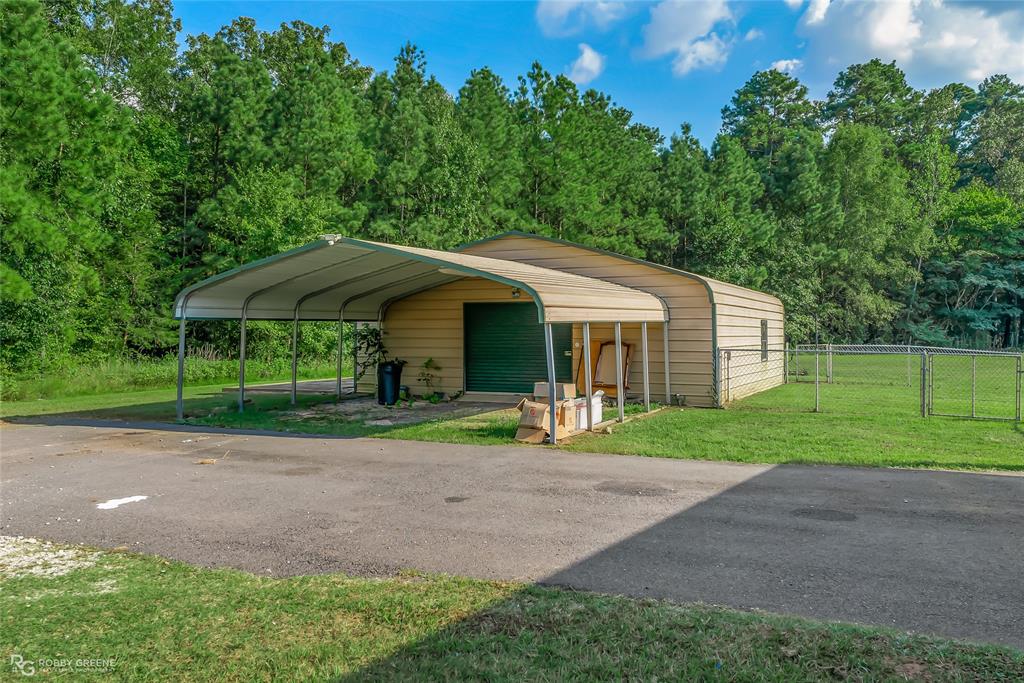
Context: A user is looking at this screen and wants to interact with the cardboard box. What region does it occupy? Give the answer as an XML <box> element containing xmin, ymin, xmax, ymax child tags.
<box><xmin>515</xmin><ymin>397</ymin><xmax>576</xmax><ymax>442</ymax></box>
<box><xmin>533</xmin><ymin>382</ymin><xmax>576</xmax><ymax>401</ymax></box>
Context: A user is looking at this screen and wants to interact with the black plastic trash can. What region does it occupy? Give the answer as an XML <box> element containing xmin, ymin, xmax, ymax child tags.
<box><xmin>377</xmin><ymin>361</ymin><xmax>404</xmax><ymax>405</ymax></box>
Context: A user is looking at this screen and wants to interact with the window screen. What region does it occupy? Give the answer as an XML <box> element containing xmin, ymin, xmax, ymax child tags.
<box><xmin>761</xmin><ymin>319</ymin><xmax>769</xmax><ymax>361</ymax></box>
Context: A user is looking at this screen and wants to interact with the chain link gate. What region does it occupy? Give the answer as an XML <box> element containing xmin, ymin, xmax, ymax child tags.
<box><xmin>927</xmin><ymin>351</ymin><xmax>1022</xmax><ymax>421</ymax></box>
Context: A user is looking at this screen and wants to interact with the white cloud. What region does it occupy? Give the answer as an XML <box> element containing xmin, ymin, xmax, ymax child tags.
<box><xmin>568</xmin><ymin>43</ymin><xmax>606</xmax><ymax>84</ymax></box>
<box><xmin>771</xmin><ymin>58</ymin><xmax>803</xmax><ymax>74</ymax></box>
<box><xmin>743</xmin><ymin>28</ymin><xmax>764</xmax><ymax>41</ymax></box>
<box><xmin>784</xmin><ymin>0</ymin><xmax>804</xmax><ymax>8</ymax></box>
<box><xmin>641</xmin><ymin>0</ymin><xmax>735</xmax><ymax>76</ymax></box>
<box><xmin>804</xmin><ymin>0</ymin><xmax>830</xmax><ymax>25</ymax></box>
<box><xmin>798</xmin><ymin>0</ymin><xmax>1024</xmax><ymax>84</ymax></box>
<box><xmin>536</xmin><ymin>1</ymin><xmax>627</xmax><ymax>37</ymax></box>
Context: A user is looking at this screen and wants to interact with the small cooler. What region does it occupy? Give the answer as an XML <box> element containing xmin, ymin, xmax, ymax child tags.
<box><xmin>574</xmin><ymin>391</ymin><xmax>604</xmax><ymax>429</ymax></box>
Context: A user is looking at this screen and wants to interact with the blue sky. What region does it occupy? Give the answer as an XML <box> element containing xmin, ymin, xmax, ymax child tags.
<box><xmin>173</xmin><ymin>1</ymin><xmax>1024</xmax><ymax>147</ymax></box>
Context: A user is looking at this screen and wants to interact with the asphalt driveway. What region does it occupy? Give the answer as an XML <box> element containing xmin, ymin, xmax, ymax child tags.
<box><xmin>1</xmin><ymin>420</ymin><xmax>1021</xmax><ymax>648</ymax></box>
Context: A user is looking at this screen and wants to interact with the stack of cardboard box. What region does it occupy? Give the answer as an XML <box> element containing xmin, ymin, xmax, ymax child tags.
<box><xmin>514</xmin><ymin>382</ymin><xmax>577</xmax><ymax>443</ymax></box>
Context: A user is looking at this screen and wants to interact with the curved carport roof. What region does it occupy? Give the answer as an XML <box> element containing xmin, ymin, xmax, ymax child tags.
<box><xmin>174</xmin><ymin>236</ymin><xmax>668</xmax><ymax>324</ymax></box>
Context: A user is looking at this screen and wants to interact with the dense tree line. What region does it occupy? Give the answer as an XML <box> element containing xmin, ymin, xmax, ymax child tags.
<box><xmin>2</xmin><ymin>0</ymin><xmax>1022</xmax><ymax>377</ymax></box>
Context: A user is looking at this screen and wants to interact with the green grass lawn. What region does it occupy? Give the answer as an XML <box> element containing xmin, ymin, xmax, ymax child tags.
<box><xmin>2</xmin><ymin>371</ymin><xmax>1020</xmax><ymax>471</ymax></box>
<box><xmin>2</xmin><ymin>539</ymin><xmax>1021</xmax><ymax>681</ymax></box>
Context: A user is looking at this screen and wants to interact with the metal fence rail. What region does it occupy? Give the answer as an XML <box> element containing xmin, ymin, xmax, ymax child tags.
<box><xmin>717</xmin><ymin>344</ymin><xmax>1022</xmax><ymax>421</ymax></box>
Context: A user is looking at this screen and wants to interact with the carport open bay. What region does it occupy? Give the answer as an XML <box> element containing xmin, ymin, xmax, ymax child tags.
<box><xmin>1</xmin><ymin>421</ymin><xmax>1021</xmax><ymax>648</ymax></box>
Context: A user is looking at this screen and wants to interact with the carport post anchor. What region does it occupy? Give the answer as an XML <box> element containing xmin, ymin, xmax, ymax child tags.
<box><xmin>544</xmin><ymin>322</ymin><xmax>558</xmax><ymax>444</ymax></box>
<box><xmin>641</xmin><ymin>321</ymin><xmax>650</xmax><ymax>412</ymax></box>
<box><xmin>614</xmin><ymin>322</ymin><xmax>624</xmax><ymax>423</ymax></box>
<box><xmin>176</xmin><ymin>310</ymin><xmax>187</xmax><ymax>421</ymax></box>
<box><xmin>583</xmin><ymin>322</ymin><xmax>594</xmax><ymax>431</ymax></box>
<box><xmin>238</xmin><ymin>311</ymin><xmax>248</xmax><ymax>413</ymax></box>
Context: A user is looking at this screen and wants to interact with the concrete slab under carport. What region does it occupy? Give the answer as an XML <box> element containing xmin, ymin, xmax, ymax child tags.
<box><xmin>223</xmin><ymin>378</ymin><xmax>354</xmax><ymax>395</ymax></box>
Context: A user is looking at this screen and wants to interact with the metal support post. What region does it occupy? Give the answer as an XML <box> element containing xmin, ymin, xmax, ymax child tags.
<box><xmin>641</xmin><ymin>322</ymin><xmax>651</xmax><ymax>412</ymax></box>
<box><xmin>176</xmin><ymin>306</ymin><xmax>187</xmax><ymax>421</ymax></box>
<box><xmin>238</xmin><ymin>313</ymin><xmax>248</xmax><ymax>413</ymax></box>
<box><xmin>336</xmin><ymin>314</ymin><xmax>345</xmax><ymax>399</ymax></box>
<box><xmin>662</xmin><ymin>323</ymin><xmax>671</xmax><ymax>404</ymax></box>
<box><xmin>544</xmin><ymin>323</ymin><xmax>558</xmax><ymax>444</ymax></box>
<box><xmin>352</xmin><ymin>323</ymin><xmax>359</xmax><ymax>394</ymax></box>
<box><xmin>614</xmin><ymin>322</ymin><xmax>625</xmax><ymax>423</ymax></box>
<box><xmin>583</xmin><ymin>322</ymin><xmax>594</xmax><ymax>431</ymax></box>
<box><xmin>290</xmin><ymin>311</ymin><xmax>299</xmax><ymax>405</ymax></box>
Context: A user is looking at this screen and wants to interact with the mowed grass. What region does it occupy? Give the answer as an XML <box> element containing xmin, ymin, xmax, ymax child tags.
<box><xmin>568</xmin><ymin>354</ymin><xmax>1021</xmax><ymax>470</ymax></box>
<box><xmin>2</xmin><ymin>353</ymin><xmax>1020</xmax><ymax>471</ymax></box>
<box><xmin>3</xmin><ymin>543</ymin><xmax>1021</xmax><ymax>681</ymax></box>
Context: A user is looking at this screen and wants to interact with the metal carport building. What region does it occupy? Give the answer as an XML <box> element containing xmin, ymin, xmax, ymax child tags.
<box><xmin>174</xmin><ymin>236</ymin><xmax>669</xmax><ymax>443</ymax></box>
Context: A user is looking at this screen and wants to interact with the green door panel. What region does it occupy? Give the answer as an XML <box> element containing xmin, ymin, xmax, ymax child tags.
<box><xmin>464</xmin><ymin>303</ymin><xmax>572</xmax><ymax>393</ymax></box>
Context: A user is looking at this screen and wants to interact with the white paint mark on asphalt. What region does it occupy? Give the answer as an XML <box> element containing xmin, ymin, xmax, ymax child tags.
<box><xmin>96</xmin><ymin>495</ymin><xmax>148</xmax><ymax>510</ymax></box>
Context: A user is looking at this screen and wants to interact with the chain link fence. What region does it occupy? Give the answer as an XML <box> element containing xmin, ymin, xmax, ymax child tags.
<box><xmin>717</xmin><ymin>345</ymin><xmax>1022</xmax><ymax>421</ymax></box>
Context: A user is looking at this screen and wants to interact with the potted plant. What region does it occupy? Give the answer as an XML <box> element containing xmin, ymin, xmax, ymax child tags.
<box><xmin>418</xmin><ymin>357</ymin><xmax>443</xmax><ymax>403</ymax></box>
<box><xmin>354</xmin><ymin>326</ymin><xmax>406</xmax><ymax>405</ymax></box>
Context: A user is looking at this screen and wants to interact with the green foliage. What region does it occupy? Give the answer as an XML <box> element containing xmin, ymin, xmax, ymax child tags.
<box><xmin>2</xmin><ymin>0</ymin><xmax>1023</xmax><ymax>387</ymax></box>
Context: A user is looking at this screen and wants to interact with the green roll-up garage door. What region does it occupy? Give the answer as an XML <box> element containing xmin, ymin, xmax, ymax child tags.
<box><xmin>464</xmin><ymin>303</ymin><xmax>572</xmax><ymax>393</ymax></box>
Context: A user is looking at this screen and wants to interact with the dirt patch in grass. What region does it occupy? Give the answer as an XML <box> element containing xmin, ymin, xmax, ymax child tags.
<box><xmin>0</xmin><ymin>536</ymin><xmax>99</xmax><ymax>578</ymax></box>
<box><xmin>279</xmin><ymin>397</ymin><xmax>506</xmax><ymax>428</ymax></box>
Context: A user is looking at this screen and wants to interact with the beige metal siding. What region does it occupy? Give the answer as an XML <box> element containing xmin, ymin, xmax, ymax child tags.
<box><xmin>374</xmin><ymin>278</ymin><xmax>535</xmax><ymax>397</ymax></box>
<box><xmin>714</xmin><ymin>284</ymin><xmax>785</xmax><ymax>401</ymax></box>
<box><xmin>461</xmin><ymin>235</ymin><xmax>717</xmax><ymax>406</ymax></box>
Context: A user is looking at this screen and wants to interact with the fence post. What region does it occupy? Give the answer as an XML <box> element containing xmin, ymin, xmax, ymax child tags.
<box><xmin>725</xmin><ymin>350</ymin><xmax>732</xmax><ymax>404</ymax></box>
<box><xmin>1017</xmin><ymin>354</ymin><xmax>1022</xmax><ymax>423</ymax></box>
<box><xmin>970</xmin><ymin>354</ymin><xmax>976</xmax><ymax>418</ymax></box>
<box><xmin>783</xmin><ymin>343</ymin><xmax>789</xmax><ymax>384</ymax></box>
<box><xmin>920</xmin><ymin>352</ymin><xmax>927</xmax><ymax>418</ymax></box>
<box><xmin>814</xmin><ymin>348</ymin><xmax>820</xmax><ymax>413</ymax></box>
<box><xmin>826</xmin><ymin>343</ymin><xmax>833</xmax><ymax>384</ymax></box>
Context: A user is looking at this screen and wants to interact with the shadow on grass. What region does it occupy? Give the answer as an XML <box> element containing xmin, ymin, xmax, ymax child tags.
<box><xmin>340</xmin><ymin>464</ymin><xmax>1024</xmax><ymax>679</ymax></box>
